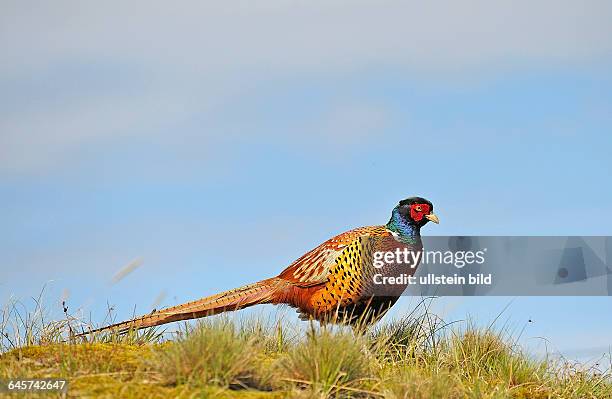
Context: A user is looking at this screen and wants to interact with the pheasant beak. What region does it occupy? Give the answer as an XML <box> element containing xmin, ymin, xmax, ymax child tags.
<box><xmin>425</xmin><ymin>213</ymin><xmax>440</xmax><ymax>224</ymax></box>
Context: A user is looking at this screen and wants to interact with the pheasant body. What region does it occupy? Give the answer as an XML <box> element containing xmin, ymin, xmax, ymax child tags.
<box><xmin>275</xmin><ymin>225</ymin><xmax>420</xmax><ymax>323</ymax></box>
<box><xmin>78</xmin><ymin>197</ymin><xmax>438</xmax><ymax>335</ymax></box>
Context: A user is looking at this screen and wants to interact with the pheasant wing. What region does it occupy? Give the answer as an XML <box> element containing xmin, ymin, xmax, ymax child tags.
<box><xmin>277</xmin><ymin>226</ymin><xmax>391</xmax><ymax>287</ymax></box>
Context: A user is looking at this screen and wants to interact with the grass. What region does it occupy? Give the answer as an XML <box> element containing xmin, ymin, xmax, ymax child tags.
<box><xmin>279</xmin><ymin>326</ymin><xmax>374</xmax><ymax>397</ymax></box>
<box><xmin>1</xmin><ymin>293</ymin><xmax>611</xmax><ymax>398</ymax></box>
<box><xmin>153</xmin><ymin>318</ymin><xmax>264</xmax><ymax>388</ymax></box>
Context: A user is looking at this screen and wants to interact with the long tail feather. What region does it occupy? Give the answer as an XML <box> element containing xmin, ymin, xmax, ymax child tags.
<box><xmin>77</xmin><ymin>278</ymin><xmax>280</xmax><ymax>336</ymax></box>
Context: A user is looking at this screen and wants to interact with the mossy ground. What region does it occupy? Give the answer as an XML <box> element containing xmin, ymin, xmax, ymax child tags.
<box><xmin>0</xmin><ymin>341</ymin><xmax>283</xmax><ymax>398</ymax></box>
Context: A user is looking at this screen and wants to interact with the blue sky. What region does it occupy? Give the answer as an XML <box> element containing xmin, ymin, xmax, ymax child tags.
<box><xmin>1</xmin><ymin>1</ymin><xmax>612</xmax><ymax>361</ymax></box>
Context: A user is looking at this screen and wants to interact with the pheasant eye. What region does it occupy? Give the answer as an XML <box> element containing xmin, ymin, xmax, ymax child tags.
<box><xmin>414</xmin><ymin>205</ymin><xmax>422</xmax><ymax>212</ymax></box>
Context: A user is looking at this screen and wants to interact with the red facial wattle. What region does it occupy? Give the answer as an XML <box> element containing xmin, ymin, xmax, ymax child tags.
<box><xmin>410</xmin><ymin>203</ymin><xmax>431</xmax><ymax>222</ymax></box>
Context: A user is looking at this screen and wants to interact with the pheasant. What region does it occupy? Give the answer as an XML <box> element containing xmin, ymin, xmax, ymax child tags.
<box><xmin>78</xmin><ymin>197</ymin><xmax>438</xmax><ymax>335</ymax></box>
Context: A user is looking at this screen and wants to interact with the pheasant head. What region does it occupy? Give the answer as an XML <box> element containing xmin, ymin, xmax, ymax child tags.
<box><xmin>387</xmin><ymin>197</ymin><xmax>439</xmax><ymax>238</ymax></box>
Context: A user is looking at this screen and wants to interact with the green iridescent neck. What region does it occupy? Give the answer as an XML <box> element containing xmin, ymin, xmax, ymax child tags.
<box><xmin>386</xmin><ymin>208</ymin><xmax>420</xmax><ymax>244</ymax></box>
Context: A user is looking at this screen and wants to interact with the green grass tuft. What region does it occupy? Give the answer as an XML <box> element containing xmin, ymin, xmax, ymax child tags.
<box><xmin>278</xmin><ymin>324</ymin><xmax>374</xmax><ymax>397</ymax></box>
<box><xmin>150</xmin><ymin>318</ymin><xmax>265</xmax><ymax>389</ymax></box>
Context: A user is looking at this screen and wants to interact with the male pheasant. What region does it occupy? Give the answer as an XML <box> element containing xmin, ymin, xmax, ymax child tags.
<box><xmin>79</xmin><ymin>197</ymin><xmax>438</xmax><ymax>335</ymax></box>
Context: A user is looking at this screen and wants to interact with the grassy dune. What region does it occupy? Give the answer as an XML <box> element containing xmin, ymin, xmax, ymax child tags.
<box><xmin>1</xmin><ymin>297</ymin><xmax>611</xmax><ymax>398</ymax></box>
